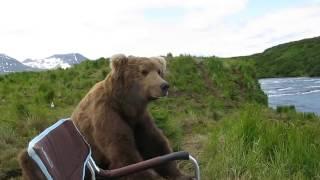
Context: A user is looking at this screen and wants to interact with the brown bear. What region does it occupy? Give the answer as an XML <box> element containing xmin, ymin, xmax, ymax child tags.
<box><xmin>18</xmin><ymin>54</ymin><xmax>191</xmax><ymax>180</ymax></box>
<box><xmin>71</xmin><ymin>54</ymin><xmax>191</xmax><ymax>180</ymax></box>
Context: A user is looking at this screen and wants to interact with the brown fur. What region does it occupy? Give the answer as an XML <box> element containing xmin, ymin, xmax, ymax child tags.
<box><xmin>18</xmin><ymin>149</ymin><xmax>46</xmax><ymax>180</ymax></box>
<box><xmin>72</xmin><ymin>54</ymin><xmax>191</xmax><ymax>180</ymax></box>
<box><xmin>18</xmin><ymin>54</ymin><xmax>191</xmax><ymax>180</ymax></box>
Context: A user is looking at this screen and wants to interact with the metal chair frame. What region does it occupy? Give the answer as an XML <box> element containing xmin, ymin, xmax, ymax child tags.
<box><xmin>27</xmin><ymin>118</ymin><xmax>200</xmax><ymax>180</ymax></box>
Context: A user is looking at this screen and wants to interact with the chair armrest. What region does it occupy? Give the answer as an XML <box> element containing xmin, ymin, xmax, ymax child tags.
<box><xmin>98</xmin><ymin>151</ymin><xmax>189</xmax><ymax>178</ymax></box>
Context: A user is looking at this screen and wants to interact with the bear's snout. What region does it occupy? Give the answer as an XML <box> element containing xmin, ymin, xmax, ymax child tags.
<box><xmin>160</xmin><ymin>82</ymin><xmax>170</xmax><ymax>96</ymax></box>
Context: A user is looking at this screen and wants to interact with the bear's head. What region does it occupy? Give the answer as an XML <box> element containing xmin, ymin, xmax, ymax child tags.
<box><xmin>110</xmin><ymin>54</ymin><xmax>169</xmax><ymax>102</ymax></box>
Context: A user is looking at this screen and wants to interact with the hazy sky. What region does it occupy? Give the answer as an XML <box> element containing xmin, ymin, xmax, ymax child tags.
<box><xmin>1</xmin><ymin>0</ymin><xmax>320</xmax><ymax>60</ymax></box>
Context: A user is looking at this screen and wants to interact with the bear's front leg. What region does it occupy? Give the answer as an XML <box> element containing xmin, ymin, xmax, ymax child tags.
<box><xmin>106</xmin><ymin>143</ymin><xmax>158</xmax><ymax>180</ymax></box>
<box><xmin>93</xmin><ymin>113</ymin><xmax>158</xmax><ymax>180</ymax></box>
<box><xmin>135</xmin><ymin>112</ymin><xmax>193</xmax><ymax>180</ymax></box>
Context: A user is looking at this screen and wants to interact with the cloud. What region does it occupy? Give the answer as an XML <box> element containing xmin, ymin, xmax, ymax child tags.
<box><xmin>0</xmin><ymin>0</ymin><xmax>319</xmax><ymax>60</ymax></box>
<box><xmin>225</xmin><ymin>4</ymin><xmax>320</xmax><ymax>56</ymax></box>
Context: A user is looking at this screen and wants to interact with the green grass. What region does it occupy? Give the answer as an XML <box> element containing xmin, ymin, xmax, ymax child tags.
<box><xmin>202</xmin><ymin>104</ymin><xmax>320</xmax><ymax>179</ymax></box>
<box><xmin>1</xmin><ymin>55</ymin><xmax>320</xmax><ymax>179</ymax></box>
<box><xmin>0</xmin><ymin>59</ymin><xmax>108</xmax><ymax>177</ymax></box>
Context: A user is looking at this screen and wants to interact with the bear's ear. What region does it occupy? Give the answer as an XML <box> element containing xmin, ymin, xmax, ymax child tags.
<box><xmin>151</xmin><ymin>56</ymin><xmax>167</xmax><ymax>72</ymax></box>
<box><xmin>110</xmin><ymin>54</ymin><xmax>128</xmax><ymax>71</ymax></box>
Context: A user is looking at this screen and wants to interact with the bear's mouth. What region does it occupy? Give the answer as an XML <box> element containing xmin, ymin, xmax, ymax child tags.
<box><xmin>149</xmin><ymin>96</ymin><xmax>160</xmax><ymax>100</ymax></box>
<box><xmin>149</xmin><ymin>92</ymin><xmax>169</xmax><ymax>101</ymax></box>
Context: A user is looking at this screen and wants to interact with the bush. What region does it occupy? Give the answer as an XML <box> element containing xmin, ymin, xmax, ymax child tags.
<box><xmin>276</xmin><ymin>105</ymin><xmax>296</xmax><ymax>113</ymax></box>
<box><xmin>44</xmin><ymin>90</ymin><xmax>55</xmax><ymax>103</ymax></box>
<box><xmin>14</xmin><ymin>103</ymin><xmax>29</xmax><ymax>118</ymax></box>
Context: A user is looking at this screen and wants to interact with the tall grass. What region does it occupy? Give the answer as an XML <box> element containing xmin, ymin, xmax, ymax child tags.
<box><xmin>202</xmin><ymin>104</ymin><xmax>320</xmax><ymax>179</ymax></box>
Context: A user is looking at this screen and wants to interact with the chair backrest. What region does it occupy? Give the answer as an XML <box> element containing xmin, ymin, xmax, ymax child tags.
<box><xmin>27</xmin><ymin>118</ymin><xmax>91</xmax><ymax>180</ymax></box>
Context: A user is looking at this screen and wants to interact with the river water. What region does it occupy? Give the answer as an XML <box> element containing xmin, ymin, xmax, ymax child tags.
<box><xmin>259</xmin><ymin>77</ymin><xmax>320</xmax><ymax>115</ymax></box>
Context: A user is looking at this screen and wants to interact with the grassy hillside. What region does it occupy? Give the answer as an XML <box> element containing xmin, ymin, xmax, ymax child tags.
<box><xmin>253</xmin><ymin>36</ymin><xmax>320</xmax><ymax>78</ymax></box>
<box><xmin>0</xmin><ymin>56</ymin><xmax>320</xmax><ymax>179</ymax></box>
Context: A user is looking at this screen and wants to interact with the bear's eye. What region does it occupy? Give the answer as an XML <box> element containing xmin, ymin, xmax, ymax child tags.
<box><xmin>157</xmin><ymin>70</ymin><xmax>161</xmax><ymax>75</ymax></box>
<box><xmin>141</xmin><ymin>70</ymin><xmax>149</xmax><ymax>76</ymax></box>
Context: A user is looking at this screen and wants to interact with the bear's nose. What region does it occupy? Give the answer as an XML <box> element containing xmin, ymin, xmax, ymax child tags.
<box><xmin>160</xmin><ymin>83</ymin><xmax>170</xmax><ymax>92</ymax></box>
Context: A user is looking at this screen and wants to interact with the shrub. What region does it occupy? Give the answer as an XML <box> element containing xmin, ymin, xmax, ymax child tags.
<box><xmin>14</xmin><ymin>103</ymin><xmax>29</xmax><ymax>118</ymax></box>
<box><xmin>276</xmin><ymin>105</ymin><xmax>296</xmax><ymax>113</ymax></box>
<box><xmin>44</xmin><ymin>90</ymin><xmax>55</xmax><ymax>103</ymax></box>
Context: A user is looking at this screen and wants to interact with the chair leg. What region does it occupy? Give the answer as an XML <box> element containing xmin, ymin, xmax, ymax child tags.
<box><xmin>87</xmin><ymin>163</ymin><xmax>96</xmax><ymax>180</ymax></box>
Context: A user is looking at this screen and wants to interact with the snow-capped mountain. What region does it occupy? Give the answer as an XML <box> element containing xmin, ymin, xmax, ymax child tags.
<box><xmin>0</xmin><ymin>54</ymin><xmax>38</xmax><ymax>74</ymax></box>
<box><xmin>22</xmin><ymin>53</ymin><xmax>88</xmax><ymax>69</ymax></box>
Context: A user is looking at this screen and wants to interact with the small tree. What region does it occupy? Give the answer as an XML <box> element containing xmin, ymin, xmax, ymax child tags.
<box><xmin>166</xmin><ymin>52</ymin><xmax>173</xmax><ymax>59</ymax></box>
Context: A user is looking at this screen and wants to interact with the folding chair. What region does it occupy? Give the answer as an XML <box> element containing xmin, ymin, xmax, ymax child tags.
<box><xmin>27</xmin><ymin>118</ymin><xmax>200</xmax><ymax>180</ymax></box>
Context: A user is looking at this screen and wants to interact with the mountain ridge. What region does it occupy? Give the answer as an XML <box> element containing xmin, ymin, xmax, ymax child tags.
<box><xmin>22</xmin><ymin>53</ymin><xmax>88</xmax><ymax>69</ymax></box>
<box><xmin>0</xmin><ymin>53</ymin><xmax>88</xmax><ymax>74</ymax></box>
<box><xmin>0</xmin><ymin>54</ymin><xmax>38</xmax><ymax>74</ymax></box>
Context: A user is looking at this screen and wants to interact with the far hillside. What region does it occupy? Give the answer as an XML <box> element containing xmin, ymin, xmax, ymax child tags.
<box><xmin>252</xmin><ymin>36</ymin><xmax>320</xmax><ymax>78</ymax></box>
